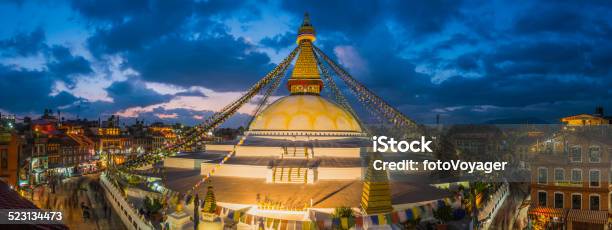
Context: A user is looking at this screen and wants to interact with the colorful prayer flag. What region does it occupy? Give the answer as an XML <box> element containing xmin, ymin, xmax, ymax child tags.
<box><xmin>406</xmin><ymin>209</ymin><xmax>414</xmax><ymax>220</ymax></box>
<box><xmin>233</xmin><ymin>210</ymin><xmax>241</xmax><ymax>222</ymax></box>
<box><xmin>371</xmin><ymin>215</ymin><xmax>379</xmax><ymax>225</ymax></box>
<box><xmin>281</xmin><ymin>219</ymin><xmax>288</xmax><ymax>230</ymax></box>
<box><xmin>391</xmin><ymin>212</ymin><xmax>400</xmax><ymax>224</ymax></box>
<box><xmin>266</xmin><ymin>218</ymin><xmax>273</xmax><ymax>228</ymax></box>
<box><xmin>378</xmin><ymin>214</ymin><xmax>387</xmax><ymax>225</ymax></box>
<box><xmin>355</xmin><ymin>216</ymin><xmax>363</xmax><ymax>228</ymax></box>
<box><xmin>341</xmin><ymin>217</ymin><xmax>349</xmax><ymax>229</ymax></box>
<box><xmin>324</xmin><ymin>219</ymin><xmax>332</xmax><ymax>229</ymax></box>
<box><xmin>288</xmin><ymin>220</ymin><xmax>296</xmax><ymax>230</ymax></box>
<box><xmin>398</xmin><ymin>209</ymin><xmax>407</xmax><ymax>222</ymax></box>
<box><xmin>332</xmin><ymin>218</ymin><xmax>340</xmax><ymax>228</ymax></box>
<box><xmin>413</xmin><ymin>207</ymin><xmax>421</xmax><ymax>219</ymax></box>
<box><xmin>317</xmin><ymin>220</ymin><xmax>325</xmax><ymax>229</ymax></box>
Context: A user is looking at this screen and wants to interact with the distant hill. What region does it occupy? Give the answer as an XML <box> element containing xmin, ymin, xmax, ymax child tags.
<box><xmin>483</xmin><ymin>117</ymin><xmax>555</xmax><ymax>124</ymax></box>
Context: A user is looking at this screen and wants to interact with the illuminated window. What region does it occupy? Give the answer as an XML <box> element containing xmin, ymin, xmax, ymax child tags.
<box><xmin>571</xmin><ymin>169</ymin><xmax>582</xmax><ymax>185</ymax></box>
<box><xmin>554</xmin><ymin>193</ymin><xmax>563</xmax><ymax>209</ymax></box>
<box><xmin>589</xmin><ymin>146</ymin><xmax>601</xmax><ymax>163</ymax></box>
<box><xmin>572</xmin><ymin>194</ymin><xmax>581</xmax><ymax>209</ymax></box>
<box><xmin>538</xmin><ymin>167</ymin><xmax>548</xmax><ymax>184</ymax></box>
<box><xmin>554</xmin><ymin>168</ymin><xmax>564</xmax><ymax>183</ymax></box>
<box><xmin>545</xmin><ymin>142</ymin><xmax>553</xmax><ymax>153</ymax></box>
<box><xmin>590</xmin><ymin>195</ymin><xmax>600</xmax><ymax>211</ymax></box>
<box><xmin>570</xmin><ymin>146</ymin><xmax>581</xmax><ymax>162</ymax></box>
<box><xmin>0</xmin><ymin>149</ymin><xmax>7</xmax><ymax>169</ymax></box>
<box><xmin>590</xmin><ymin>170</ymin><xmax>600</xmax><ymax>187</ymax></box>
<box><xmin>538</xmin><ymin>191</ymin><xmax>547</xmax><ymax>206</ymax></box>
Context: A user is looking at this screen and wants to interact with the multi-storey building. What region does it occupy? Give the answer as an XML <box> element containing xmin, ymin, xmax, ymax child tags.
<box><xmin>92</xmin><ymin>126</ymin><xmax>125</xmax><ymax>166</ymax></box>
<box><xmin>445</xmin><ymin>124</ymin><xmax>506</xmax><ymax>157</ymax></box>
<box><xmin>561</xmin><ymin>107</ymin><xmax>611</xmax><ymax>126</ymax></box>
<box><xmin>28</xmin><ymin>136</ymin><xmax>48</xmax><ymax>185</ymax></box>
<box><xmin>62</xmin><ymin>126</ymin><xmax>96</xmax><ymax>173</ymax></box>
<box><xmin>48</xmin><ymin>136</ymin><xmax>78</xmax><ymax>177</ymax></box>
<box><xmin>149</xmin><ymin>123</ymin><xmax>176</xmax><ymax>151</ymax></box>
<box><xmin>126</xmin><ymin>120</ymin><xmax>152</xmax><ymax>159</ymax></box>
<box><xmin>528</xmin><ymin>127</ymin><xmax>612</xmax><ymax>229</ymax></box>
<box><xmin>0</xmin><ymin>129</ymin><xmax>21</xmax><ymax>187</ymax></box>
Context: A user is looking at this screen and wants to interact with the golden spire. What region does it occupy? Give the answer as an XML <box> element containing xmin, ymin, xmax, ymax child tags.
<box><xmin>296</xmin><ymin>13</ymin><xmax>316</xmax><ymax>44</ymax></box>
<box><xmin>361</xmin><ymin>153</ymin><xmax>393</xmax><ymax>214</ymax></box>
<box><xmin>202</xmin><ymin>185</ymin><xmax>217</xmax><ymax>213</ymax></box>
<box><xmin>288</xmin><ymin>13</ymin><xmax>323</xmax><ymax>95</ymax></box>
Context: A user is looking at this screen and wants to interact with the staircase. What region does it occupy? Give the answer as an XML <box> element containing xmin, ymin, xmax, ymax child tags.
<box><xmin>272</xmin><ymin>167</ymin><xmax>308</xmax><ymax>183</ymax></box>
<box><xmin>281</xmin><ymin>146</ymin><xmax>312</xmax><ymax>159</ymax></box>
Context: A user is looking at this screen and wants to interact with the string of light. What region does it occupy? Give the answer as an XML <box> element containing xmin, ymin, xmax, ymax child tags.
<box><xmin>314</xmin><ymin>51</ymin><xmax>370</xmax><ymax>135</ymax></box>
<box><xmin>116</xmin><ymin>47</ymin><xmax>299</xmax><ymax>171</ymax></box>
<box><xmin>313</xmin><ymin>45</ymin><xmax>421</xmax><ymax>136</ymax></box>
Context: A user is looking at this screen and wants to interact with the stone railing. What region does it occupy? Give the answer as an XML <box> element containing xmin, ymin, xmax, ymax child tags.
<box><xmin>100</xmin><ymin>172</ymin><xmax>155</xmax><ymax>230</ymax></box>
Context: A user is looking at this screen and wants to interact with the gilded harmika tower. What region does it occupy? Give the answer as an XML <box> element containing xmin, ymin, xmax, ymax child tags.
<box><xmin>287</xmin><ymin>13</ymin><xmax>324</xmax><ymax>95</ymax></box>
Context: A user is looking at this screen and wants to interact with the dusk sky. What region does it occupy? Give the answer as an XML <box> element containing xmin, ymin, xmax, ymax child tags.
<box><xmin>0</xmin><ymin>0</ymin><xmax>611</xmax><ymax>125</ymax></box>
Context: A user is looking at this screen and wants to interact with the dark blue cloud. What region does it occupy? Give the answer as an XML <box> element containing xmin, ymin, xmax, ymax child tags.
<box><xmin>0</xmin><ymin>27</ymin><xmax>93</xmax><ymax>88</ymax></box>
<box><xmin>77</xmin><ymin>0</ymin><xmax>257</xmax><ymax>55</ymax></box>
<box><xmin>57</xmin><ymin>80</ymin><xmax>175</xmax><ymax>119</ymax></box>
<box><xmin>118</xmin><ymin>107</ymin><xmax>251</xmax><ymax>127</ymax></box>
<box><xmin>0</xmin><ymin>27</ymin><xmax>46</xmax><ymax>56</ymax></box>
<box><xmin>73</xmin><ymin>0</ymin><xmax>273</xmax><ymax>91</ymax></box>
<box><xmin>126</xmin><ymin>34</ymin><xmax>274</xmax><ymax>91</ymax></box>
<box><xmin>83</xmin><ymin>0</ymin><xmax>194</xmax><ymax>55</ymax></box>
<box><xmin>70</xmin><ymin>0</ymin><xmax>150</xmax><ymax>22</ymax></box>
<box><xmin>280</xmin><ymin>1</ymin><xmax>383</xmax><ymax>35</ymax></box>
<box><xmin>260</xmin><ymin>32</ymin><xmax>294</xmax><ymax>51</ymax></box>
<box><xmin>512</xmin><ymin>1</ymin><xmax>612</xmax><ymax>37</ymax></box>
<box><xmin>47</xmin><ymin>45</ymin><xmax>93</xmax><ymax>87</ymax></box>
<box><xmin>304</xmin><ymin>0</ymin><xmax>612</xmax><ymax>123</ymax></box>
<box><xmin>387</xmin><ymin>0</ymin><xmax>465</xmax><ymax>35</ymax></box>
<box><xmin>280</xmin><ymin>0</ymin><xmax>464</xmax><ymax>39</ymax></box>
<box><xmin>105</xmin><ymin>80</ymin><xmax>171</xmax><ymax>108</ymax></box>
<box><xmin>0</xmin><ymin>65</ymin><xmax>79</xmax><ymax>113</ymax></box>
<box><xmin>2</xmin><ymin>0</ymin><xmax>612</xmax><ymax>124</ymax></box>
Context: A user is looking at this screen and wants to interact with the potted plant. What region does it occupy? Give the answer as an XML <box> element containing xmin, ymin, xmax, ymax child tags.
<box><xmin>434</xmin><ymin>204</ymin><xmax>453</xmax><ymax>230</ymax></box>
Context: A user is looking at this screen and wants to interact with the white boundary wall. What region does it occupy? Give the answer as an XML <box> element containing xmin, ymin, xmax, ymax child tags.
<box><xmin>100</xmin><ymin>173</ymin><xmax>155</xmax><ymax>230</ymax></box>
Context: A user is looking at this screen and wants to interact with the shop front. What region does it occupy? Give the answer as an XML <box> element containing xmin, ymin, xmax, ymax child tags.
<box><xmin>77</xmin><ymin>161</ymin><xmax>99</xmax><ymax>174</ymax></box>
<box><xmin>48</xmin><ymin>164</ymin><xmax>75</xmax><ymax>178</ymax></box>
<box><xmin>528</xmin><ymin>206</ymin><xmax>567</xmax><ymax>230</ymax></box>
<box><xmin>30</xmin><ymin>156</ymin><xmax>48</xmax><ymax>185</ymax></box>
<box><xmin>566</xmin><ymin>209</ymin><xmax>608</xmax><ymax>230</ymax></box>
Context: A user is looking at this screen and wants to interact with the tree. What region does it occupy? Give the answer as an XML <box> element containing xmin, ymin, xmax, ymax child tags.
<box><xmin>144</xmin><ymin>196</ymin><xmax>163</xmax><ymax>214</ymax></box>
<box><xmin>332</xmin><ymin>206</ymin><xmax>354</xmax><ymax>218</ymax></box>
<box><xmin>434</xmin><ymin>204</ymin><xmax>453</xmax><ymax>224</ymax></box>
<box><xmin>332</xmin><ymin>206</ymin><xmax>354</xmax><ymax>230</ymax></box>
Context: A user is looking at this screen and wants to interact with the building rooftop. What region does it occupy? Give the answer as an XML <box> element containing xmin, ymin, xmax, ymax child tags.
<box><xmin>0</xmin><ymin>181</ymin><xmax>68</xmax><ymax>230</ymax></box>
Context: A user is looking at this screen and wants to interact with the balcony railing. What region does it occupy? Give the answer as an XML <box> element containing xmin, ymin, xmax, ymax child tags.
<box><xmin>554</xmin><ymin>181</ymin><xmax>583</xmax><ymax>187</ymax></box>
